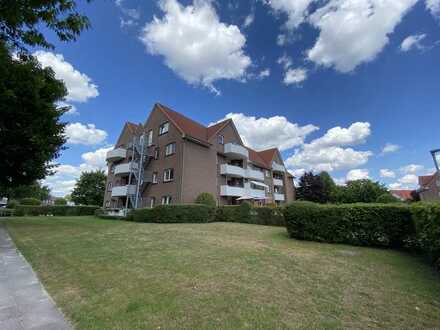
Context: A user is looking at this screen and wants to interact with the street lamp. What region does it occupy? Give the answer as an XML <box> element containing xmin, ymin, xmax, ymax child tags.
<box><xmin>431</xmin><ymin>149</ymin><xmax>440</xmax><ymax>172</ymax></box>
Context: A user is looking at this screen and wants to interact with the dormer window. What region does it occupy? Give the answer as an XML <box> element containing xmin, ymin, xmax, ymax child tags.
<box><xmin>159</xmin><ymin>122</ymin><xmax>169</xmax><ymax>135</ymax></box>
<box><xmin>218</xmin><ymin>135</ymin><xmax>224</xmax><ymax>145</ymax></box>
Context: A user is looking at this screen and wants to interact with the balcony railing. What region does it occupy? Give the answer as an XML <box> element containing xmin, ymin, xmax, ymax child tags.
<box><xmin>114</xmin><ymin>162</ymin><xmax>138</xmax><ymax>176</ymax></box>
<box><xmin>274</xmin><ymin>193</ymin><xmax>285</xmax><ymax>201</ymax></box>
<box><xmin>220</xmin><ymin>164</ymin><xmax>246</xmax><ymax>177</ymax></box>
<box><xmin>111</xmin><ymin>185</ymin><xmax>136</xmax><ymax>197</ymax></box>
<box><xmin>272</xmin><ymin>162</ymin><xmax>285</xmax><ymax>173</ymax></box>
<box><xmin>246</xmin><ymin>168</ymin><xmax>265</xmax><ymax>181</ymax></box>
<box><xmin>273</xmin><ymin>178</ymin><xmax>284</xmax><ymax>186</ymax></box>
<box><xmin>220</xmin><ymin>185</ymin><xmax>246</xmax><ymax>197</ymax></box>
<box><xmin>224</xmin><ymin>143</ymin><xmax>249</xmax><ymax>159</ymax></box>
<box><xmin>106</xmin><ymin>148</ymin><xmax>127</xmax><ymax>162</ymax></box>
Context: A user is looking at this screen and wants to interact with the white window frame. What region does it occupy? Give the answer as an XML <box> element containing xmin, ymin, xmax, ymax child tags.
<box><xmin>107</xmin><ymin>182</ymin><xmax>112</xmax><ymax>192</ymax></box>
<box><xmin>165</xmin><ymin>142</ymin><xmax>176</xmax><ymax>156</ymax></box>
<box><xmin>147</xmin><ymin>130</ymin><xmax>153</xmax><ymax>146</ymax></box>
<box><xmin>150</xmin><ymin>197</ymin><xmax>155</xmax><ymax>208</ymax></box>
<box><xmin>265</xmin><ymin>170</ymin><xmax>270</xmax><ymax>177</ymax></box>
<box><xmin>154</xmin><ymin>147</ymin><xmax>159</xmax><ymax>160</ymax></box>
<box><xmin>161</xmin><ymin>195</ymin><xmax>172</xmax><ymax>205</ymax></box>
<box><xmin>159</xmin><ymin>122</ymin><xmax>169</xmax><ymax>135</ymax></box>
<box><xmin>163</xmin><ymin>168</ymin><xmax>174</xmax><ymax>182</ymax></box>
<box><xmin>218</xmin><ymin>135</ymin><xmax>224</xmax><ymax>145</ymax></box>
<box><xmin>152</xmin><ymin>172</ymin><xmax>158</xmax><ymax>184</ymax></box>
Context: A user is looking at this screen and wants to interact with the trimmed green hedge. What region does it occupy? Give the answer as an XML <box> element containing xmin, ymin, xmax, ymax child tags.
<box><xmin>412</xmin><ymin>203</ymin><xmax>440</xmax><ymax>269</ymax></box>
<box><xmin>0</xmin><ymin>208</ymin><xmax>14</xmax><ymax>217</ymax></box>
<box><xmin>19</xmin><ymin>197</ymin><xmax>41</xmax><ymax>205</ymax></box>
<box><xmin>14</xmin><ymin>205</ymin><xmax>99</xmax><ymax>216</ymax></box>
<box><xmin>130</xmin><ymin>204</ymin><xmax>215</xmax><ymax>223</ymax></box>
<box><xmin>215</xmin><ymin>203</ymin><xmax>285</xmax><ymax>227</ymax></box>
<box><xmin>283</xmin><ymin>202</ymin><xmax>415</xmax><ymax>248</ymax></box>
<box><xmin>94</xmin><ymin>208</ymin><xmax>126</xmax><ymax>220</ymax></box>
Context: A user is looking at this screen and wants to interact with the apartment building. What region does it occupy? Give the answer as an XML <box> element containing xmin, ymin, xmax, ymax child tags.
<box><xmin>103</xmin><ymin>103</ymin><xmax>295</xmax><ymax>209</ymax></box>
<box><xmin>418</xmin><ymin>172</ymin><xmax>440</xmax><ymax>202</ymax></box>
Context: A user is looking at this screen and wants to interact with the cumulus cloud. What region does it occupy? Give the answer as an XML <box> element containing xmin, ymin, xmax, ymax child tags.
<box><xmin>400</xmin><ymin>34</ymin><xmax>426</xmax><ymax>52</ymax></box>
<box><xmin>212</xmin><ymin>113</ymin><xmax>318</xmax><ymax>151</ymax></box>
<box><xmin>380</xmin><ymin>169</ymin><xmax>396</xmax><ymax>178</ymax></box>
<box><xmin>57</xmin><ymin>102</ymin><xmax>78</xmax><ymax>115</ymax></box>
<box><xmin>33</xmin><ymin>51</ymin><xmax>99</xmax><ymax>103</ymax></box>
<box><xmin>258</xmin><ymin>68</ymin><xmax>271</xmax><ymax>79</ymax></box>
<box><xmin>381</xmin><ymin>143</ymin><xmax>401</xmax><ymax>155</ymax></box>
<box><xmin>65</xmin><ymin>123</ymin><xmax>108</xmax><ymax>145</ymax></box>
<box><xmin>243</xmin><ymin>10</ymin><xmax>255</xmax><ymax>28</ymax></box>
<box><xmin>140</xmin><ymin>0</ymin><xmax>251</xmax><ymax>94</ymax></box>
<box><xmin>346</xmin><ymin>169</ymin><xmax>369</xmax><ymax>181</ymax></box>
<box><xmin>265</xmin><ymin>0</ymin><xmax>315</xmax><ymax>29</ymax></box>
<box><xmin>285</xmin><ymin>122</ymin><xmax>373</xmax><ymax>172</ymax></box>
<box><xmin>398</xmin><ymin>173</ymin><xmax>419</xmax><ymax>185</ymax></box>
<box><xmin>116</xmin><ymin>0</ymin><xmax>141</xmax><ymax>28</ymax></box>
<box><xmin>426</xmin><ymin>0</ymin><xmax>440</xmax><ymax>17</ymax></box>
<box><xmin>400</xmin><ymin>164</ymin><xmax>424</xmax><ymax>174</ymax></box>
<box><xmin>284</xmin><ymin>68</ymin><xmax>307</xmax><ymax>85</ymax></box>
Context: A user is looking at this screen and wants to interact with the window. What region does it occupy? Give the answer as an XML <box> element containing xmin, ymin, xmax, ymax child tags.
<box><xmin>165</xmin><ymin>142</ymin><xmax>176</xmax><ymax>156</ymax></box>
<box><xmin>218</xmin><ymin>135</ymin><xmax>224</xmax><ymax>145</ymax></box>
<box><xmin>154</xmin><ymin>147</ymin><xmax>160</xmax><ymax>160</ymax></box>
<box><xmin>265</xmin><ymin>170</ymin><xmax>270</xmax><ymax>177</ymax></box>
<box><xmin>110</xmin><ymin>164</ymin><xmax>115</xmax><ymax>174</ymax></box>
<box><xmin>152</xmin><ymin>172</ymin><xmax>158</xmax><ymax>184</ymax></box>
<box><xmin>150</xmin><ymin>197</ymin><xmax>156</xmax><ymax>208</ymax></box>
<box><xmin>159</xmin><ymin>122</ymin><xmax>169</xmax><ymax>135</ymax></box>
<box><xmin>147</xmin><ymin>130</ymin><xmax>153</xmax><ymax>146</ymax></box>
<box><xmin>105</xmin><ymin>201</ymin><xmax>110</xmax><ymax>207</ymax></box>
<box><xmin>163</xmin><ymin>168</ymin><xmax>174</xmax><ymax>182</ymax></box>
<box><xmin>161</xmin><ymin>195</ymin><xmax>172</xmax><ymax>205</ymax></box>
<box><xmin>107</xmin><ymin>182</ymin><xmax>112</xmax><ymax>192</ymax></box>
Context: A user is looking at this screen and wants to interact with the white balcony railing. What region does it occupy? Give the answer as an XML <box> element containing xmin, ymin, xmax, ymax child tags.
<box><xmin>111</xmin><ymin>185</ymin><xmax>136</xmax><ymax>197</ymax></box>
<box><xmin>114</xmin><ymin>162</ymin><xmax>138</xmax><ymax>176</ymax></box>
<box><xmin>273</xmin><ymin>178</ymin><xmax>284</xmax><ymax>186</ymax></box>
<box><xmin>224</xmin><ymin>143</ymin><xmax>249</xmax><ymax>159</ymax></box>
<box><xmin>220</xmin><ymin>185</ymin><xmax>246</xmax><ymax>197</ymax></box>
<box><xmin>272</xmin><ymin>162</ymin><xmax>285</xmax><ymax>173</ymax></box>
<box><xmin>106</xmin><ymin>148</ymin><xmax>126</xmax><ymax>162</ymax></box>
<box><xmin>246</xmin><ymin>168</ymin><xmax>265</xmax><ymax>181</ymax></box>
<box><xmin>274</xmin><ymin>193</ymin><xmax>285</xmax><ymax>201</ymax></box>
<box><xmin>220</xmin><ymin>164</ymin><xmax>246</xmax><ymax>177</ymax></box>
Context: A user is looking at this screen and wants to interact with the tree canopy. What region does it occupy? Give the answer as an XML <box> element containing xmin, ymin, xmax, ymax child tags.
<box><xmin>335</xmin><ymin>179</ymin><xmax>390</xmax><ymax>204</ymax></box>
<box><xmin>0</xmin><ymin>181</ymin><xmax>50</xmax><ymax>200</ymax></box>
<box><xmin>71</xmin><ymin>170</ymin><xmax>106</xmax><ymax>206</ymax></box>
<box><xmin>296</xmin><ymin>172</ymin><xmax>327</xmax><ymax>203</ymax></box>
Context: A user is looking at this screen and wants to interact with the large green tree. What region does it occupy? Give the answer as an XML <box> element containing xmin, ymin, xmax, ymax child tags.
<box><xmin>335</xmin><ymin>179</ymin><xmax>389</xmax><ymax>204</ymax></box>
<box><xmin>0</xmin><ymin>0</ymin><xmax>91</xmax><ymax>50</ymax></box>
<box><xmin>0</xmin><ymin>181</ymin><xmax>50</xmax><ymax>200</ymax></box>
<box><xmin>296</xmin><ymin>172</ymin><xmax>327</xmax><ymax>203</ymax></box>
<box><xmin>71</xmin><ymin>170</ymin><xmax>106</xmax><ymax>206</ymax></box>
<box><xmin>319</xmin><ymin>171</ymin><xmax>336</xmax><ymax>203</ymax></box>
<box><xmin>0</xmin><ymin>43</ymin><xmax>67</xmax><ymax>189</ymax></box>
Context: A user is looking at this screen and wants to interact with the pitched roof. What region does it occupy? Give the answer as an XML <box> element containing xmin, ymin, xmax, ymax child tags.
<box><xmin>419</xmin><ymin>173</ymin><xmax>437</xmax><ymax>187</ymax></box>
<box><xmin>391</xmin><ymin>190</ymin><xmax>414</xmax><ymax>201</ymax></box>
<box><xmin>207</xmin><ymin>119</ymin><xmax>231</xmax><ymax>140</ymax></box>
<box><xmin>126</xmin><ymin>122</ymin><xmax>141</xmax><ymax>133</ymax></box>
<box><xmin>246</xmin><ymin>147</ymin><xmax>270</xmax><ymax>168</ymax></box>
<box><xmin>257</xmin><ymin>148</ymin><xmax>277</xmax><ymax>165</ymax></box>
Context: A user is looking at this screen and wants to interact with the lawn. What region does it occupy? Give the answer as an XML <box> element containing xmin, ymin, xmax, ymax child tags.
<box><xmin>3</xmin><ymin>216</ymin><xmax>440</xmax><ymax>329</ymax></box>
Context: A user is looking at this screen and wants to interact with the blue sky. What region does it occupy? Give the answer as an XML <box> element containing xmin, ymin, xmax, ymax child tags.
<box><xmin>35</xmin><ymin>0</ymin><xmax>440</xmax><ymax>196</ymax></box>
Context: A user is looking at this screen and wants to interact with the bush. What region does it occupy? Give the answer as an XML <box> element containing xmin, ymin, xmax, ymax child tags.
<box><xmin>19</xmin><ymin>197</ymin><xmax>41</xmax><ymax>205</ymax></box>
<box><xmin>14</xmin><ymin>205</ymin><xmax>99</xmax><ymax>216</ymax></box>
<box><xmin>129</xmin><ymin>208</ymin><xmax>154</xmax><ymax>222</ymax></box>
<box><xmin>195</xmin><ymin>192</ymin><xmax>216</xmax><ymax>207</ymax></box>
<box><xmin>6</xmin><ymin>200</ymin><xmax>18</xmax><ymax>209</ymax></box>
<box><xmin>131</xmin><ymin>204</ymin><xmax>215</xmax><ymax>223</ymax></box>
<box><xmin>215</xmin><ymin>203</ymin><xmax>285</xmax><ymax>226</ymax></box>
<box><xmin>411</xmin><ymin>203</ymin><xmax>440</xmax><ymax>269</ymax></box>
<box><xmin>283</xmin><ymin>202</ymin><xmax>415</xmax><ymax>248</ymax></box>
<box><xmin>94</xmin><ymin>208</ymin><xmax>126</xmax><ymax>220</ymax></box>
<box><xmin>54</xmin><ymin>198</ymin><xmax>67</xmax><ymax>205</ymax></box>
<box><xmin>376</xmin><ymin>193</ymin><xmax>400</xmax><ymax>203</ymax></box>
<box><xmin>0</xmin><ymin>208</ymin><xmax>14</xmax><ymax>217</ymax></box>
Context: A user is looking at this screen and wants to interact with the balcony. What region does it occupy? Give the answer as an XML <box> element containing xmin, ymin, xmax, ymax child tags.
<box><xmin>272</xmin><ymin>162</ymin><xmax>285</xmax><ymax>173</ymax></box>
<box><xmin>224</xmin><ymin>143</ymin><xmax>249</xmax><ymax>159</ymax></box>
<box><xmin>106</xmin><ymin>148</ymin><xmax>126</xmax><ymax>162</ymax></box>
<box><xmin>246</xmin><ymin>168</ymin><xmax>265</xmax><ymax>181</ymax></box>
<box><xmin>273</xmin><ymin>178</ymin><xmax>284</xmax><ymax>186</ymax></box>
<box><xmin>220</xmin><ymin>164</ymin><xmax>246</xmax><ymax>177</ymax></box>
<box><xmin>114</xmin><ymin>162</ymin><xmax>138</xmax><ymax>176</ymax></box>
<box><xmin>274</xmin><ymin>193</ymin><xmax>285</xmax><ymax>201</ymax></box>
<box><xmin>220</xmin><ymin>185</ymin><xmax>245</xmax><ymax>197</ymax></box>
<box><xmin>111</xmin><ymin>185</ymin><xmax>136</xmax><ymax>197</ymax></box>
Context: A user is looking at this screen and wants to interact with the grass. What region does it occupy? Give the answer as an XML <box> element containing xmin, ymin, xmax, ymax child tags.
<box><xmin>3</xmin><ymin>216</ymin><xmax>440</xmax><ymax>329</ymax></box>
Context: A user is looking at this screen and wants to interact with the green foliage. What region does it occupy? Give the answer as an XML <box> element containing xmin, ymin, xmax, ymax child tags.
<box><xmin>0</xmin><ymin>181</ymin><xmax>50</xmax><ymax>200</ymax></box>
<box><xmin>215</xmin><ymin>204</ymin><xmax>285</xmax><ymax>226</ymax></box>
<box><xmin>195</xmin><ymin>192</ymin><xmax>216</xmax><ymax>207</ymax></box>
<box><xmin>411</xmin><ymin>203</ymin><xmax>440</xmax><ymax>269</ymax></box>
<box><xmin>14</xmin><ymin>205</ymin><xmax>99</xmax><ymax>216</ymax></box>
<box><xmin>0</xmin><ymin>0</ymin><xmax>92</xmax><ymax>50</ymax></box>
<box><xmin>283</xmin><ymin>202</ymin><xmax>415</xmax><ymax>248</ymax></box>
<box><xmin>19</xmin><ymin>197</ymin><xmax>41</xmax><ymax>205</ymax></box>
<box><xmin>335</xmin><ymin>179</ymin><xmax>389</xmax><ymax>204</ymax></box>
<box><xmin>0</xmin><ymin>208</ymin><xmax>14</xmax><ymax>217</ymax></box>
<box><xmin>6</xmin><ymin>200</ymin><xmax>19</xmax><ymax>209</ymax></box>
<box><xmin>94</xmin><ymin>208</ymin><xmax>126</xmax><ymax>220</ymax></box>
<box><xmin>54</xmin><ymin>198</ymin><xmax>67</xmax><ymax>205</ymax></box>
<box><xmin>71</xmin><ymin>170</ymin><xmax>106</xmax><ymax>206</ymax></box>
<box><xmin>130</xmin><ymin>204</ymin><xmax>215</xmax><ymax>223</ymax></box>
<box><xmin>0</xmin><ymin>43</ymin><xmax>67</xmax><ymax>189</ymax></box>
<box><xmin>129</xmin><ymin>208</ymin><xmax>154</xmax><ymax>222</ymax></box>
<box><xmin>376</xmin><ymin>193</ymin><xmax>400</xmax><ymax>204</ymax></box>
<box><xmin>319</xmin><ymin>171</ymin><xmax>336</xmax><ymax>203</ymax></box>
<box><xmin>296</xmin><ymin>172</ymin><xmax>327</xmax><ymax>203</ymax></box>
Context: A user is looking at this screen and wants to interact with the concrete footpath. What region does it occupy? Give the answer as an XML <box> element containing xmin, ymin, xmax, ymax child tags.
<box><xmin>0</xmin><ymin>224</ymin><xmax>72</xmax><ymax>330</ymax></box>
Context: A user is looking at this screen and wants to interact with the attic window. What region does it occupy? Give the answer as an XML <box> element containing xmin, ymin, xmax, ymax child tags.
<box><xmin>159</xmin><ymin>122</ymin><xmax>169</xmax><ymax>135</ymax></box>
<box><xmin>218</xmin><ymin>135</ymin><xmax>224</xmax><ymax>145</ymax></box>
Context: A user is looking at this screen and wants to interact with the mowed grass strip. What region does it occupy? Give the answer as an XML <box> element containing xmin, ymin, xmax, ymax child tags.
<box><xmin>4</xmin><ymin>217</ymin><xmax>440</xmax><ymax>330</ymax></box>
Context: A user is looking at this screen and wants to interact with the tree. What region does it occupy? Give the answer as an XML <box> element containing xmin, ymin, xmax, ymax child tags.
<box><xmin>71</xmin><ymin>171</ymin><xmax>106</xmax><ymax>206</ymax></box>
<box><xmin>0</xmin><ymin>42</ymin><xmax>67</xmax><ymax>189</ymax></box>
<box><xmin>337</xmin><ymin>179</ymin><xmax>389</xmax><ymax>204</ymax></box>
<box><xmin>0</xmin><ymin>181</ymin><xmax>50</xmax><ymax>200</ymax></box>
<box><xmin>319</xmin><ymin>171</ymin><xmax>336</xmax><ymax>203</ymax></box>
<box><xmin>296</xmin><ymin>172</ymin><xmax>327</xmax><ymax>203</ymax></box>
<box><xmin>195</xmin><ymin>192</ymin><xmax>216</xmax><ymax>207</ymax></box>
<box><xmin>54</xmin><ymin>197</ymin><xmax>67</xmax><ymax>205</ymax></box>
<box><xmin>0</xmin><ymin>0</ymin><xmax>91</xmax><ymax>50</ymax></box>
<box><xmin>376</xmin><ymin>193</ymin><xmax>400</xmax><ymax>203</ymax></box>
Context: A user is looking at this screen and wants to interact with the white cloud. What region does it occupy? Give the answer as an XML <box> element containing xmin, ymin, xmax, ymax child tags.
<box><xmin>81</xmin><ymin>147</ymin><xmax>112</xmax><ymax>168</ymax></box>
<box><xmin>346</xmin><ymin>169</ymin><xmax>369</xmax><ymax>181</ymax></box>
<box><xmin>277</xmin><ymin>34</ymin><xmax>287</xmax><ymax>46</ymax></box>
<box><xmin>400</xmin><ymin>34</ymin><xmax>426</xmax><ymax>52</ymax></box>
<box><xmin>307</xmin><ymin>0</ymin><xmax>417</xmax><ymax>73</ymax></box>
<box><xmin>116</xmin><ymin>0</ymin><xmax>140</xmax><ymax>28</ymax></box>
<box><xmin>58</xmin><ymin>102</ymin><xmax>78</xmax><ymax>115</ymax></box>
<box><xmin>277</xmin><ymin>54</ymin><xmax>293</xmax><ymax>70</ymax></box>
<box><xmin>285</xmin><ymin>122</ymin><xmax>373</xmax><ymax>172</ymax></box>
<box><xmin>284</xmin><ymin>68</ymin><xmax>307</xmax><ymax>85</ymax></box>
<box><xmin>258</xmin><ymin>68</ymin><xmax>271</xmax><ymax>79</ymax></box>
<box><xmin>381</xmin><ymin>143</ymin><xmax>401</xmax><ymax>154</ymax></box>
<box><xmin>265</xmin><ymin>0</ymin><xmax>315</xmax><ymax>29</ymax></box>
<box><xmin>389</xmin><ymin>182</ymin><xmax>403</xmax><ymax>190</ymax></box>
<box><xmin>426</xmin><ymin>0</ymin><xmax>440</xmax><ymax>17</ymax></box>
<box><xmin>398</xmin><ymin>173</ymin><xmax>419</xmax><ymax>185</ymax></box>
<box><xmin>213</xmin><ymin>113</ymin><xmax>318</xmax><ymax>151</ymax></box>
<box><xmin>243</xmin><ymin>12</ymin><xmax>255</xmax><ymax>28</ymax></box>
<box><xmin>65</xmin><ymin>123</ymin><xmax>108</xmax><ymax>145</ymax></box>
<box><xmin>400</xmin><ymin>164</ymin><xmax>424</xmax><ymax>174</ymax></box>
<box><xmin>140</xmin><ymin>0</ymin><xmax>251</xmax><ymax>94</ymax></box>
<box><xmin>380</xmin><ymin>169</ymin><xmax>396</xmax><ymax>178</ymax></box>
<box><xmin>33</xmin><ymin>51</ymin><xmax>99</xmax><ymax>103</ymax></box>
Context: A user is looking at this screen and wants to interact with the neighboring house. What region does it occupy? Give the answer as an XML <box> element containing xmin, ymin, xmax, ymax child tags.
<box><xmin>390</xmin><ymin>190</ymin><xmax>414</xmax><ymax>202</ymax></box>
<box><xmin>418</xmin><ymin>172</ymin><xmax>440</xmax><ymax>202</ymax></box>
<box><xmin>103</xmin><ymin>103</ymin><xmax>296</xmax><ymax>209</ymax></box>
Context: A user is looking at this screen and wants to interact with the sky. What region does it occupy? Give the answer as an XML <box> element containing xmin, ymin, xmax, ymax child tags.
<box><xmin>34</xmin><ymin>0</ymin><xmax>440</xmax><ymax>196</ymax></box>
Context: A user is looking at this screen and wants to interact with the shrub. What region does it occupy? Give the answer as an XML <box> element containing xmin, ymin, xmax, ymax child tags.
<box><xmin>19</xmin><ymin>197</ymin><xmax>41</xmax><ymax>205</ymax></box>
<box><xmin>411</xmin><ymin>203</ymin><xmax>440</xmax><ymax>269</ymax></box>
<box><xmin>54</xmin><ymin>198</ymin><xmax>67</xmax><ymax>205</ymax></box>
<box><xmin>94</xmin><ymin>208</ymin><xmax>126</xmax><ymax>220</ymax></box>
<box><xmin>0</xmin><ymin>208</ymin><xmax>14</xmax><ymax>217</ymax></box>
<box><xmin>14</xmin><ymin>205</ymin><xmax>99</xmax><ymax>216</ymax></box>
<box><xmin>376</xmin><ymin>193</ymin><xmax>400</xmax><ymax>204</ymax></box>
<box><xmin>131</xmin><ymin>204</ymin><xmax>214</xmax><ymax>223</ymax></box>
<box><xmin>129</xmin><ymin>208</ymin><xmax>154</xmax><ymax>222</ymax></box>
<box><xmin>215</xmin><ymin>203</ymin><xmax>285</xmax><ymax>226</ymax></box>
<box><xmin>215</xmin><ymin>205</ymin><xmax>240</xmax><ymax>222</ymax></box>
<box><xmin>283</xmin><ymin>202</ymin><xmax>415</xmax><ymax>248</ymax></box>
<box><xmin>6</xmin><ymin>200</ymin><xmax>18</xmax><ymax>209</ymax></box>
<box><xmin>195</xmin><ymin>192</ymin><xmax>216</xmax><ymax>207</ymax></box>
<box><xmin>254</xmin><ymin>207</ymin><xmax>285</xmax><ymax>226</ymax></box>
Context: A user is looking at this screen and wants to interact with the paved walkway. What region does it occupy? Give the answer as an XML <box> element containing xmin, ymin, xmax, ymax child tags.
<box><xmin>0</xmin><ymin>224</ymin><xmax>72</xmax><ymax>330</ymax></box>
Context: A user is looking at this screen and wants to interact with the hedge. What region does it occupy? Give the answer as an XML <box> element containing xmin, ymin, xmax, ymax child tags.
<box><xmin>215</xmin><ymin>203</ymin><xmax>285</xmax><ymax>227</ymax></box>
<box><xmin>130</xmin><ymin>204</ymin><xmax>215</xmax><ymax>223</ymax></box>
<box><xmin>0</xmin><ymin>208</ymin><xmax>14</xmax><ymax>217</ymax></box>
<box><xmin>283</xmin><ymin>202</ymin><xmax>415</xmax><ymax>248</ymax></box>
<box><xmin>19</xmin><ymin>198</ymin><xmax>41</xmax><ymax>205</ymax></box>
<box><xmin>94</xmin><ymin>208</ymin><xmax>126</xmax><ymax>220</ymax></box>
<box><xmin>14</xmin><ymin>205</ymin><xmax>99</xmax><ymax>216</ymax></box>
